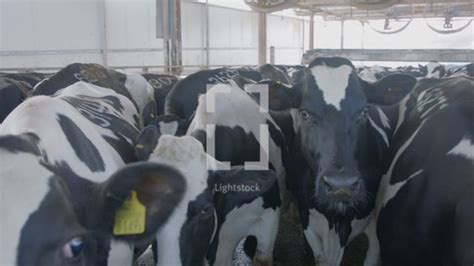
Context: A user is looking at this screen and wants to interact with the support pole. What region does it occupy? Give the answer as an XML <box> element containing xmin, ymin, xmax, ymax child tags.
<box><xmin>340</xmin><ymin>19</ymin><xmax>345</xmax><ymax>49</ymax></box>
<box><xmin>205</xmin><ymin>0</ymin><xmax>210</xmax><ymax>68</ymax></box>
<box><xmin>301</xmin><ymin>19</ymin><xmax>305</xmax><ymax>57</ymax></box>
<box><xmin>270</xmin><ymin>46</ymin><xmax>275</xmax><ymax>64</ymax></box>
<box><xmin>309</xmin><ymin>13</ymin><xmax>314</xmax><ymax>50</ymax></box>
<box><xmin>258</xmin><ymin>12</ymin><xmax>267</xmax><ymax>65</ymax></box>
<box><xmin>99</xmin><ymin>0</ymin><xmax>108</xmax><ymax>66</ymax></box>
<box><xmin>172</xmin><ymin>0</ymin><xmax>182</xmax><ymax>75</ymax></box>
<box><xmin>162</xmin><ymin>0</ymin><xmax>182</xmax><ymax>74</ymax></box>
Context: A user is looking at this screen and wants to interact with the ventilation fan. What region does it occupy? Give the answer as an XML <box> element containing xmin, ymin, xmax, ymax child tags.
<box><xmin>366</xmin><ymin>7</ymin><xmax>412</xmax><ymax>34</ymax></box>
<box><xmin>424</xmin><ymin>5</ymin><xmax>473</xmax><ymax>34</ymax></box>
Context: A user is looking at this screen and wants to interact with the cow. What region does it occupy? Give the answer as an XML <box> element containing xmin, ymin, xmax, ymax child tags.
<box><xmin>31</xmin><ymin>63</ymin><xmax>156</xmax><ymax>127</ymax></box>
<box><xmin>140</xmin><ymin>134</ymin><xmax>280</xmax><ymax>266</ymax></box>
<box><xmin>0</xmin><ymin>72</ymin><xmax>48</xmax><ymax>123</ymax></box>
<box><xmin>0</xmin><ymin>72</ymin><xmax>47</xmax><ymax>88</ymax></box>
<box><xmin>187</xmin><ymin>82</ymin><xmax>288</xmax><ymax>197</ymax></box>
<box><xmin>361</xmin><ymin>73</ymin><xmax>417</xmax><ymax>106</ymax></box>
<box><xmin>357</xmin><ymin>65</ymin><xmax>397</xmax><ymax>83</ymax></box>
<box><xmin>258</xmin><ymin>64</ymin><xmax>293</xmax><ymax>86</ymax></box>
<box><xmin>418</xmin><ymin>61</ymin><xmax>446</xmax><ymax>79</ymax></box>
<box><xmin>0</xmin><ymin>80</ymin><xmax>178</xmax><ymax>266</ymax></box>
<box><xmin>134</xmin><ymin>83</ymin><xmax>286</xmax><ymax>265</ymax></box>
<box><xmin>257</xmin><ymin>56</ymin><xmax>417</xmax><ymax>265</ymax></box>
<box><xmin>135</xmin><ymin>114</ymin><xmax>191</xmax><ymax>161</ymax></box>
<box><xmin>275</xmin><ymin>65</ymin><xmax>306</xmax><ymax>85</ymax></box>
<box><xmin>446</xmin><ymin>62</ymin><xmax>474</xmax><ymax>78</ymax></box>
<box><xmin>0</xmin><ymin>78</ymin><xmax>32</xmax><ymax>123</ymax></box>
<box><xmin>358</xmin><ymin>62</ymin><xmax>452</xmax><ymax>83</ymax></box>
<box><xmin>141</xmin><ymin>73</ymin><xmax>179</xmax><ymax>116</ymax></box>
<box><xmin>165</xmin><ymin>68</ymin><xmax>262</xmax><ymax>120</ymax></box>
<box><xmin>365</xmin><ymin>76</ymin><xmax>474</xmax><ymax>265</ymax></box>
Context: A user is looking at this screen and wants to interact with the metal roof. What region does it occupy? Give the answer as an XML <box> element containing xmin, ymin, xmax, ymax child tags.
<box><xmin>245</xmin><ymin>0</ymin><xmax>474</xmax><ymax>20</ymax></box>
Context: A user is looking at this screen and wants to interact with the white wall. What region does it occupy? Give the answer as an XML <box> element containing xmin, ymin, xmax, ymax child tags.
<box><xmin>0</xmin><ymin>0</ymin><xmax>306</xmax><ymax>71</ymax></box>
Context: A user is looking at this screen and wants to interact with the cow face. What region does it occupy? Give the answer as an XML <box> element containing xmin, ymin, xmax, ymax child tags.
<box><xmin>135</xmin><ymin>114</ymin><xmax>191</xmax><ymax>160</ymax></box>
<box><xmin>0</xmin><ymin>135</ymin><xmax>185</xmax><ymax>266</ymax></box>
<box><xmin>295</xmin><ymin>57</ymin><xmax>370</xmax><ymax>219</ymax></box>
<box><xmin>147</xmin><ymin>135</ymin><xmax>279</xmax><ymax>266</ymax></box>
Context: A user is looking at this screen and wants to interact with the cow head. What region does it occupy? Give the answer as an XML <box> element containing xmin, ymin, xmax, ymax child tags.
<box><xmin>146</xmin><ymin>135</ymin><xmax>279</xmax><ymax>266</ymax></box>
<box><xmin>135</xmin><ymin>114</ymin><xmax>192</xmax><ymax>160</ymax></box>
<box><xmin>419</xmin><ymin>61</ymin><xmax>446</xmax><ymax>78</ymax></box>
<box><xmin>294</xmin><ymin>57</ymin><xmax>374</xmax><ymax>219</ymax></box>
<box><xmin>267</xmin><ymin>57</ymin><xmax>415</xmax><ymax>254</ymax></box>
<box><xmin>0</xmin><ymin>134</ymin><xmax>185</xmax><ymax>266</ymax></box>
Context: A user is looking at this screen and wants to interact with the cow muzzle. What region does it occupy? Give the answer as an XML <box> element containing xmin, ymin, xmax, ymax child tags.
<box><xmin>322</xmin><ymin>175</ymin><xmax>361</xmax><ymax>199</ymax></box>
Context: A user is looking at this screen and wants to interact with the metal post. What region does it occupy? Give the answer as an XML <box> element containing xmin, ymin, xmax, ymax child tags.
<box><xmin>98</xmin><ymin>0</ymin><xmax>108</xmax><ymax>66</ymax></box>
<box><xmin>340</xmin><ymin>19</ymin><xmax>345</xmax><ymax>49</ymax></box>
<box><xmin>171</xmin><ymin>0</ymin><xmax>182</xmax><ymax>75</ymax></box>
<box><xmin>270</xmin><ymin>46</ymin><xmax>275</xmax><ymax>64</ymax></box>
<box><xmin>258</xmin><ymin>12</ymin><xmax>267</xmax><ymax>65</ymax></box>
<box><xmin>309</xmin><ymin>13</ymin><xmax>314</xmax><ymax>50</ymax></box>
<box><xmin>205</xmin><ymin>0</ymin><xmax>210</xmax><ymax>68</ymax></box>
<box><xmin>161</xmin><ymin>0</ymin><xmax>182</xmax><ymax>74</ymax></box>
<box><xmin>301</xmin><ymin>18</ymin><xmax>305</xmax><ymax>57</ymax></box>
<box><xmin>160</xmin><ymin>0</ymin><xmax>170</xmax><ymax>73</ymax></box>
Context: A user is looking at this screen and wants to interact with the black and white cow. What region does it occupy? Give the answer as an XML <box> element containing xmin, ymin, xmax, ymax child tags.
<box><xmin>31</xmin><ymin>63</ymin><xmax>156</xmax><ymax>127</ymax></box>
<box><xmin>365</xmin><ymin>76</ymin><xmax>474</xmax><ymax>265</ymax></box>
<box><xmin>258</xmin><ymin>64</ymin><xmax>293</xmax><ymax>86</ymax></box>
<box><xmin>0</xmin><ymin>72</ymin><xmax>49</xmax><ymax>123</ymax></box>
<box><xmin>135</xmin><ymin>114</ymin><xmax>191</xmax><ymax>161</ymax></box>
<box><xmin>258</xmin><ymin>57</ymin><xmax>417</xmax><ymax>265</ymax></box>
<box><xmin>0</xmin><ymin>72</ymin><xmax>47</xmax><ymax>88</ymax></box>
<box><xmin>187</xmin><ymin>82</ymin><xmax>288</xmax><ymax>196</ymax></box>
<box><xmin>0</xmin><ymin>81</ymin><xmax>183</xmax><ymax>266</ymax></box>
<box><xmin>0</xmin><ymin>77</ymin><xmax>31</xmax><ymax>123</ymax></box>
<box><xmin>165</xmin><ymin>68</ymin><xmax>262</xmax><ymax>120</ymax></box>
<box><xmin>361</xmin><ymin>73</ymin><xmax>417</xmax><ymax>106</ymax></box>
<box><xmin>358</xmin><ymin>61</ymin><xmax>455</xmax><ymax>83</ymax></box>
<box><xmin>446</xmin><ymin>62</ymin><xmax>474</xmax><ymax>78</ymax></box>
<box><xmin>418</xmin><ymin>61</ymin><xmax>447</xmax><ymax>79</ymax></box>
<box><xmin>275</xmin><ymin>65</ymin><xmax>306</xmax><ymax>85</ymax></box>
<box><xmin>134</xmin><ymin>83</ymin><xmax>287</xmax><ymax>265</ymax></box>
<box><xmin>141</xmin><ymin>135</ymin><xmax>280</xmax><ymax>266</ymax></box>
<box><xmin>141</xmin><ymin>73</ymin><xmax>179</xmax><ymax>116</ymax></box>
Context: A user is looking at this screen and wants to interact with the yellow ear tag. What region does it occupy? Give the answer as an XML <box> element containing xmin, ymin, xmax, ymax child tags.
<box><xmin>113</xmin><ymin>190</ymin><xmax>146</xmax><ymax>235</ymax></box>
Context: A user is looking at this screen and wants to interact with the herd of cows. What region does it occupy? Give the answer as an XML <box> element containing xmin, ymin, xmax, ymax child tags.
<box><xmin>0</xmin><ymin>59</ymin><xmax>473</xmax><ymax>266</ymax></box>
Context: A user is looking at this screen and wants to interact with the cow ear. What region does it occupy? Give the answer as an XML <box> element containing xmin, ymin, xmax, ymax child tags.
<box><xmin>96</xmin><ymin>162</ymin><xmax>186</xmax><ymax>245</ymax></box>
<box><xmin>142</xmin><ymin>101</ymin><xmax>157</xmax><ymax>126</ymax></box>
<box><xmin>135</xmin><ymin>125</ymin><xmax>161</xmax><ymax>161</ymax></box>
<box><xmin>231</xmin><ymin>75</ymin><xmax>256</xmax><ymax>89</ymax></box>
<box><xmin>209</xmin><ymin>167</ymin><xmax>279</xmax><ymax>209</ymax></box>
<box><xmin>267</xmin><ymin>81</ymin><xmax>301</xmax><ymax>110</ymax></box>
<box><xmin>361</xmin><ymin>73</ymin><xmax>417</xmax><ymax>105</ymax></box>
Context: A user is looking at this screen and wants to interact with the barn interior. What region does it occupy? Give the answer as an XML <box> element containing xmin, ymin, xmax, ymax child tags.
<box><xmin>1</xmin><ymin>0</ymin><xmax>472</xmax><ymax>73</ymax></box>
<box><xmin>0</xmin><ymin>1</ymin><xmax>473</xmax><ymax>266</ymax></box>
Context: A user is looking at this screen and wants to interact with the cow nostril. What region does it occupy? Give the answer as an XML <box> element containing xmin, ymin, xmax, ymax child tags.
<box><xmin>322</xmin><ymin>175</ymin><xmax>360</xmax><ymax>195</ymax></box>
<box><xmin>323</xmin><ymin>176</ymin><xmax>334</xmax><ymax>190</ymax></box>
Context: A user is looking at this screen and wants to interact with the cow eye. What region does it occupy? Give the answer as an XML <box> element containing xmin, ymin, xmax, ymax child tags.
<box><xmin>201</xmin><ymin>205</ymin><xmax>211</xmax><ymax>215</ymax></box>
<box><xmin>300</xmin><ymin>110</ymin><xmax>310</xmax><ymax>120</ymax></box>
<box><xmin>357</xmin><ymin>108</ymin><xmax>368</xmax><ymax>122</ymax></box>
<box><xmin>62</xmin><ymin>237</ymin><xmax>84</xmax><ymax>260</ymax></box>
